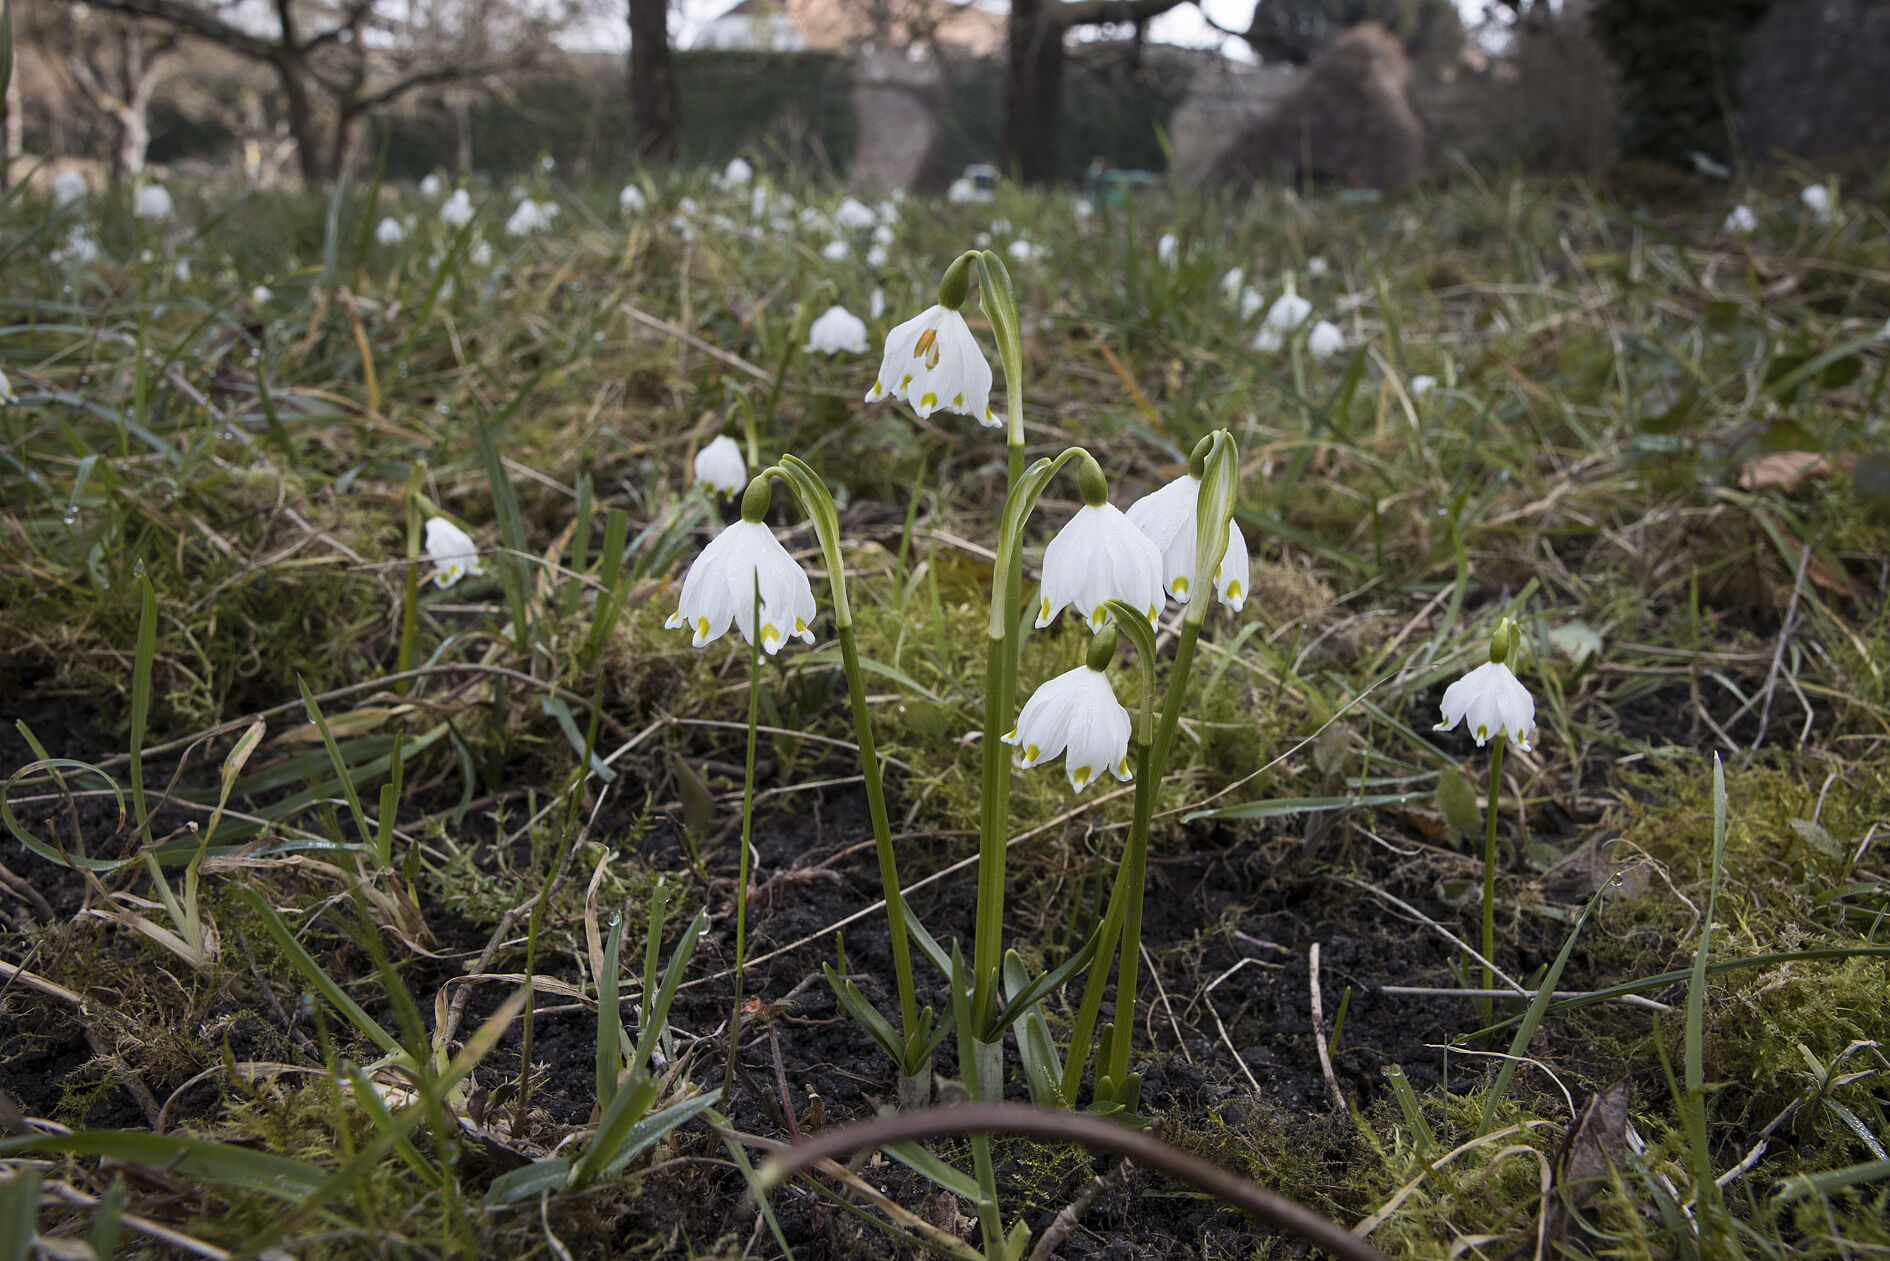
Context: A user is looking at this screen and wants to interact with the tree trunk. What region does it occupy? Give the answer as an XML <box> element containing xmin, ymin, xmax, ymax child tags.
<box><xmin>277</xmin><ymin>58</ymin><xmax>329</xmax><ymax>183</ymax></box>
<box><xmin>452</xmin><ymin>95</ymin><xmax>473</xmax><ymax>176</ymax></box>
<box><xmin>628</xmin><ymin>0</ymin><xmax>677</xmax><ymax>162</ymax></box>
<box><xmin>1003</xmin><ymin>0</ymin><xmax>1064</xmax><ymax>185</ymax></box>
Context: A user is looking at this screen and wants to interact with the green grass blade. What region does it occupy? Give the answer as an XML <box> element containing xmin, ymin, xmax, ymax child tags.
<box><xmin>130</xmin><ymin>571</ymin><xmax>156</xmax><ymax>833</ymax></box>
<box><xmin>297</xmin><ymin>677</ymin><xmax>376</xmax><ymax>852</ymax></box>
<box><xmin>632</xmin><ymin>908</ymin><xmax>706</xmax><ymax>1077</ymax></box>
<box><xmin>596</xmin><ymin>909</ymin><xmax>625</xmax><ymax>1109</ymax></box>
<box><xmin>0</xmin><ymin>1131</ymin><xmax>324</xmax><ymax>1202</ymax></box>
<box><xmin>236</xmin><ymin>885</ymin><xmax>402</xmax><ymax>1059</ymax></box>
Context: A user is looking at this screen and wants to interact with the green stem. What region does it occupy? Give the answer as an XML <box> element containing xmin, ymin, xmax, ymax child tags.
<box><xmin>1480</xmin><ymin>734</ymin><xmax>1506</xmax><ymax>1030</ymax></box>
<box><xmin>723</xmin><ymin>587</ymin><xmax>764</xmax><ymax>1098</ymax></box>
<box><xmin>972</xmin><ymin>624</ymin><xmax>1014</xmax><ymax>1039</ymax></box>
<box><xmin>837</xmin><ymin>622</ymin><xmax>920</xmax><ymax>1047</ymax></box>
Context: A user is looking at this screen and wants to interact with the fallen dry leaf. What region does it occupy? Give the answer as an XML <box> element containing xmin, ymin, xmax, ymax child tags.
<box><xmin>1739</xmin><ymin>451</ymin><xmax>1831</xmax><ymax>493</ymax></box>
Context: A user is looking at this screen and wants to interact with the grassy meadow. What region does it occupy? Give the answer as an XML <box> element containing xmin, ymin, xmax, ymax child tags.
<box><xmin>2</xmin><ymin>160</ymin><xmax>1890</xmax><ymax>1259</ymax></box>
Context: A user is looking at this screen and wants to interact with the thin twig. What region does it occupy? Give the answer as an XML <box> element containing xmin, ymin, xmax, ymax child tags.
<box><xmin>1028</xmin><ymin>1153</ymin><xmax>1139</xmax><ymax>1261</ymax></box>
<box><xmin>1753</xmin><ymin>542</ymin><xmax>1813</xmax><ymax>748</ymax></box>
<box><xmin>1379</xmin><ymin>985</ymin><xmax>1670</xmax><ymax>1012</ymax></box>
<box><xmin>1309</xmin><ymin>943</ymin><xmax>1347</xmax><ymax>1113</ymax></box>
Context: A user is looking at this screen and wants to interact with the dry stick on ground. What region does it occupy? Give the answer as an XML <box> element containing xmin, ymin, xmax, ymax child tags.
<box><xmin>1029</xmin><ymin>1152</ymin><xmax>1140</xmax><ymax>1261</ymax></box>
<box><xmin>1140</xmin><ymin>942</ymin><xmax>1193</xmax><ymax>1064</ymax></box>
<box><xmin>1753</xmin><ymin>542</ymin><xmax>1814</xmax><ymax>749</ymax></box>
<box><xmin>1308</xmin><ymin>943</ymin><xmax>1347</xmax><ymax>1113</ymax></box>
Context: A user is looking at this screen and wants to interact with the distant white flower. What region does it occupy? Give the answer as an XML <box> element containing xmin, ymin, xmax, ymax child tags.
<box><xmin>751</xmin><ymin>186</ymin><xmax>769</xmax><ymax>220</ymax></box>
<box><xmin>692</xmin><ymin>435</ymin><xmax>747</xmax><ymax>498</ymax></box>
<box><xmin>419</xmin><ymin>174</ymin><xmax>444</xmax><ymax>198</ymax></box>
<box><xmin>876</xmin><ymin>199</ymin><xmax>897</xmax><ymax>222</ymax></box>
<box><xmin>866</xmin><ymin>304</ymin><xmax>994</xmax><ymax>425</ymax></box>
<box><xmin>1879</xmin><ymin>317</ymin><xmax>1890</xmax><ymax>341</ymax></box>
<box><xmin>679</xmin><ymin>196</ymin><xmax>700</xmax><ymax>215</ymax></box>
<box><xmin>805</xmin><ymin>305</ymin><xmax>868</xmax><ymax>355</ymax></box>
<box><xmin>871</xmin><ymin>223</ymin><xmax>895</xmax><ymax>246</ymax></box>
<box><xmin>1801</xmin><ymin>183</ymin><xmax>1833</xmax><ymax>223</ymax></box>
<box><xmin>250</xmin><ymin>284</ymin><xmax>273</xmax><ymax>306</ymax></box>
<box><xmin>947</xmin><ymin>178</ymin><xmax>977</xmax><ymax>205</ymax></box>
<box><xmin>619</xmin><ymin>184</ymin><xmax>647</xmax><ymax>214</ymax></box>
<box><xmin>1240</xmin><ymin>288</ymin><xmax>1264</xmax><ymax>321</ymax></box>
<box><xmin>1252</xmin><ymin>325</ymin><xmax>1283</xmax><ymax>353</ymax></box>
<box><xmin>991</xmin><ymin>218</ymin><xmax>1011</xmax><ymax>236</ymax></box>
<box><xmin>0</xmin><ymin>367</ymin><xmax>16</xmax><ymax>404</ymax></box>
<box><xmin>1074</xmin><ymin>198</ymin><xmax>1094</xmax><ymax>220</ymax></box>
<box><xmin>665</xmin><ymin>519</ymin><xmax>817</xmax><ymax>655</ymax></box>
<box><xmin>1411</xmin><ymin>374</ymin><xmax>1437</xmax><ymax>397</ymax></box>
<box><xmin>375</xmin><ymin>217</ymin><xmax>405</xmax><ymax>245</ymax></box>
<box><xmin>1004</xmin><ymin>665</ymin><xmax>1133</xmax><ymax>793</ymax></box>
<box><xmin>870</xmin><ymin>288</ymin><xmax>885</xmax><ymax>320</ymax></box>
<box><xmin>53</xmin><ymin>170</ymin><xmax>88</xmax><ymax>206</ymax></box>
<box><xmin>173</xmin><ymin>258</ymin><xmax>191</xmax><ymax>282</ymax></box>
<box><xmin>1306</xmin><ymin>256</ymin><xmax>1329</xmax><ymax>278</ymax></box>
<box><xmin>135</xmin><ymin>184</ymin><xmax>173</xmax><ymax>220</ymax></box>
<box><xmin>1222</xmin><ymin>268</ymin><xmax>1245</xmax><ymax>301</ymax></box>
<box><xmin>424</xmin><ymin>517</ymin><xmax>484</xmax><ymax>589</ymax></box>
<box><xmin>1124</xmin><ymin>474</ymin><xmax>1248</xmax><ymax>611</ymax></box>
<box><xmin>834</xmin><ymin>197</ymin><xmax>876</xmax><ymax>230</ymax></box>
<box><xmin>719</xmin><ymin>157</ymin><xmax>754</xmax><ymax>188</ymax></box>
<box><xmin>1037</xmin><ymin>503</ymin><xmax>1166</xmax><ymax>631</ymax></box>
<box><xmin>1435</xmin><ymin>660</ymin><xmax>1535</xmax><ymax>750</ymax></box>
<box><xmin>470</xmin><ymin>240</ymin><xmax>493</xmax><ymax>267</ymax></box>
<box><xmin>1724</xmin><ymin>204</ymin><xmax>1757</xmax><ymax>234</ymax></box>
<box><xmin>1265</xmin><ymin>291</ymin><xmax>1312</xmax><ymax>331</ymax></box>
<box><xmin>1157</xmin><ymin>233</ymin><xmax>1178</xmax><ymax>266</ymax></box>
<box><xmin>539</xmin><ymin>155</ymin><xmax>557</xmax><ymax>173</ymax></box>
<box><xmin>865</xmin><ymin>244</ymin><xmax>889</xmax><ymax>268</ymax></box>
<box><xmin>821</xmin><ymin>239</ymin><xmax>851</xmax><ymax>262</ymax></box>
<box><xmin>55</xmin><ymin>227</ymin><xmax>100</xmax><ymax>265</ymax></box>
<box><xmin>506</xmin><ymin>199</ymin><xmax>552</xmax><ymax>236</ymax></box>
<box><xmin>1307</xmin><ymin>320</ymin><xmax>1344</xmax><ymax>358</ymax></box>
<box><xmin>440</xmin><ymin>189</ymin><xmax>475</xmax><ymax>228</ymax></box>
<box><xmin>1007</xmin><ymin>239</ymin><xmax>1039</xmax><ymax>263</ymax></box>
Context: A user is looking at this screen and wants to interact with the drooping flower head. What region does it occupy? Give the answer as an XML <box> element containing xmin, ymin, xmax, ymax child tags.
<box><xmin>1037</xmin><ymin>455</ymin><xmax>1166</xmax><ymax>632</ymax></box>
<box><xmin>1123</xmin><ymin>466</ymin><xmax>1248</xmax><ymax>612</ymax></box>
<box><xmin>665</xmin><ymin>487</ymin><xmax>817</xmax><ymax>655</ymax></box>
<box><xmin>424</xmin><ymin>517</ymin><xmax>484</xmax><ymax>589</ymax></box>
<box><xmin>1724</xmin><ymin>204</ymin><xmax>1757</xmax><ymax>234</ymax></box>
<box><xmin>53</xmin><ymin>170</ymin><xmax>89</xmax><ymax>207</ymax></box>
<box><xmin>805</xmin><ymin>305</ymin><xmax>869</xmax><ymax>356</ymax></box>
<box><xmin>1265</xmin><ymin>286</ymin><xmax>1312</xmax><ymax>332</ymax></box>
<box><xmin>619</xmin><ymin>184</ymin><xmax>647</xmax><ymax>214</ymax></box>
<box><xmin>1801</xmin><ymin>182</ymin><xmax>1834</xmax><ymax>223</ymax></box>
<box><xmin>440</xmin><ymin>189</ymin><xmax>475</xmax><ymax>228</ymax></box>
<box><xmin>834</xmin><ymin>197</ymin><xmax>877</xmax><ymax>230</ymax></box>
<box><xmin>1157</xmin><ymin>233</ymin><xmax>1179</xmax><ymax>267</ymax></box>
<box><xmin>1435</xmin><ymin>618</ymin><xmax>1536</xmax><ymax>750</ymax></box>
<box><xmin>1411</xmin><ymin>374</ymin><xmax>1437</xmax><ymax>397</ymax></box>
<box><xmin>375</xmin><ymin>217</ymin><xmax>406</xmax><ymax>245</ymax></box>
<box><xmin>865</xmin><ymin>254</ymin><xmax>995</xmax><ymax>425</ymax></box>
<box><xmin>419</xmin><ymin>173</ymin><xmax>444</xmax><ymax>197</ymax></box>
<box><xmin>1307</xmin><ymin>320</ymin><xmax>1344</xmax><ymax>359</ymax></box>
<box><xmin>1222</xmin><ymin>267</ymin><xmax>1245</xmax><ymax>301</ymax></box>
<box><xmin>506</xmin><ymin>199</ymin><xmax>552</xmax><ymax>236</ymax></box>
<box><xmin>719</xmin><ymin>157</ymin><xmax>754</xmax><ymax>189</ymax></box>
<box><xmin>1004</xmin><ymin>659</ymin><xmax>1133</xmax><ymax>793</ymax></box>
<box><xmin>693</xmin><ymin>434</ymin><xmax>747</xmax><ymax>498</ymax></box>
<box><xmin>135</xmin><ymin>184</ymin><xmax>174</xmax><ymax>220</ymax></box>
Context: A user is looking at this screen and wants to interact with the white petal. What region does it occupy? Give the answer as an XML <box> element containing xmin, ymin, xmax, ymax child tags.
<box><xmin>693</xmin><ymin>435</ymin><xmax>747</xmax><ymax>497</ymax></box>
<box><xmin>1215</xmin><ymin>522</ymin><xmax>1249</xmax><ymax>612</ymax></box>
<box><xmin>1124</xmin><ymin>475</ymin><xmax>1200</xmax><ymax>601</ymax></box>
<box><xmin>1039</xmin><ymin>504</ymin><xmax>1165</xmax><ymax>630</ymax></box>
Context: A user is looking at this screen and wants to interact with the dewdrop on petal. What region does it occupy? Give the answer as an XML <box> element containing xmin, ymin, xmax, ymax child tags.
<box><xmin>693</xmin><ymin>434</ymin><xmax>747</xmax><ymax>498</ymax></box>
<box><xmin>1004</xmin><ymin>664</ymin><xmax>1133</xmax><ymax>793</ymax></box>
<box><xmin>665</xmin><ymin>516</ymin><xmax>818</xmax><ymax>656</ymax></box>
<box><xmin>424</xmin><ymin>517</ymin><xmax>484</xmax><ymax>589</ymax></box>
<box><xmin>1307</xmin><ymin>320</ymin><xmax>1344</xmax><ymax>358</ymax></box>
<box><xmin>805</xmin><ymin>305</ymin><xmax>869</xmax><ymax>355</ymax></box>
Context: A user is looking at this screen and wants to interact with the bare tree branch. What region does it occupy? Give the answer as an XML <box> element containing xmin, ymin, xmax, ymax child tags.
<box><xmin>1052</xmin><ymin>0</ymin><xmax>1192</xmax><ymax>27</ymax></box>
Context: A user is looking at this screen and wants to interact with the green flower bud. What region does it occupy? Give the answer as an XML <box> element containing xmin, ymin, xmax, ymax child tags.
<box><xmin>1085</xmin><ymin>629</ymin><xmax>1118</xmax><ymax>673</ymax></box>
<box><xmin>740</xmin><ymin>475</ymin><xmax>772</xmax><ymax>524</ymax></box>
<box><xmin>1077</xmin><ymin>451</ymin><xmax>1109</xmax><ymax>507</ymax></box>
<box><xmin>937</xmin><ymin>251</ymin><xmax>976</xmax><ymax>312</ymax></box>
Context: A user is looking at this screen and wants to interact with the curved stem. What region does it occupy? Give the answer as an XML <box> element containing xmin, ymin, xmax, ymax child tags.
<box><xmin>1480</xmin><ymin>734</ymin><xmax>1506</xmax><ymax>1030</ymax></box>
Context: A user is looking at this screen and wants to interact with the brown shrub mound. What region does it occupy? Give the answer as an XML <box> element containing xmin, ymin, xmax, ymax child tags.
<box><xmin>1210</xmin><ymin>22</ymin><xmax>1427</xmax><ymax>190</ymax></box>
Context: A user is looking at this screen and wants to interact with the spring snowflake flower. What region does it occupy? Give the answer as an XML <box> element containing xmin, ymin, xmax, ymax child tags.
<box><xmin>250</xmin><ymin>284</ymin><xmax>273</xmax><ymax>306</ymax></box>
<box><xmin>1252</xmin><ymin>325</ymin><xmax>1284</xmax><ymax>353</ymax></box>
<box><xmin>872</xmin><ymin>223</ymin><xmax>895</xmax><ymax>246</ymax></box>
<box><xmin>53</xmin><ymin>170</ymin><xmax>89</xmax><ymax>206</ymax></box>
<box><xmin>1222</xmin><ymin>268</ymin><xmax>1245</xmax><ymax>301</ymax></box>
<box><xmin>1157</xmin><ymin>233</ymin><xmax>1178</xmax><ymax>266</ymax></box>
<box><xmin>1307</xmin><ymin>320</ymin><xmax>1344</xmax><ymax>358</ymax></box>
<box><xmin>424</xmin><ymin>518</ymin><xmax>484</xmax><ymax>589</ymax></box>
<box><xmin>692</xmin><ymin>435</ymin><xmax>747</xmax><ymax>498</ymax></box>
<box><xmin>136</xmin><ymin>184</ymin><xmax>174</xmax><ymax>220</ymax></box>
<box><xmin>506</xmin><ymin>199</ymin><xmax>550</xmax><ymax>236</ymax></box>
<box><xmin>1801</xmin><ymin>183</ymin><xmax>1833</xmax><ymax>223</ymax></box>
<box><xmin>870</xmin><ymin>288</ymin><xmax>885</xmax><ymax>320</ymax></box>
<box><xmin>1265</xmin><ymin>290</ymin><xmax>1312</xmax><ymax>332</ymax></box>
<box><xmin>834</xmin><ymin>197</ymin><xmax>877</xmax><ymax>230</ymax></box>
<box><xmin>470</xmin><ymin>240</ymin><xmax>493</xmax><ymax>267</ymax></box>
<box><xmin>719</xmin><ymin>157</ymin><xmax>754</xmax><ymax>189</ymax></box>
<box><xmin>1037</xmin><ymin>503</ymin><xmax>1166</xmax><ymax>631</ymax></box>
<box><xmin>419</xmin><ymin>174</ymin><xmax>444</xmax><ymax>198</ymax></box>
<box><xmin>440</xmin><ymin>189</ymin><xmax>475</xmax><ymax>228</ymax></box>
<box><xmin>947</xmin><ymin>178</ymin><xmax>977</xmax><ymax>205</ymax></box>
<box><xmin>1306</xmin><ymin>256</ymin><xmax>1329</xmax><ymax>278</ymax></box>
<box><xmin>866</xmin><ymin>244</ymin><xmax>889</xmax><ymax>268</ymax></box>
<box><xmin>1411</xmin><ymin>374</ymin><xmax>1437</xmax><ymax>397</ymax></box>
<box><xmin>618</xmin><ymin>182</ymin><xmax>646</xmax><ymax>214</ymax></box>
<box><xmin>1074</xmin><ymin>198</ymin><xmax>1094</xmax><ymax>220</ymax></box>
<box><xmin>53</xmin><ymin>227</ymin><xmax>100</xmax><ymax>266</ymax></box>
<box><xmin>665</xmin><ymin>520</ymin><xmax>817</xmax><ymax>654</ymax></box>
<box><xmin>1004</xmin><ymin>665</ymin><xmax>1133</xmax><ymax>793</ymax></box>
<box><xmin>375</xmin><ymin>217</ymin><xmax>406</xmax><ymax>245</ymax></box>
<box><xmin>173</xmin><ymin>258</ymin><xmax>191</xmax><ymax>282</ymax></box>
<box><xmin>1123</xmin><ymin>475</ymin><xmax>1248</xmax><ymax>612</ymax></box>
<box><xmin>1435</xmin><ymin>661</ymin><xmax>1536</xmax><ymax>751</ymax></box>
<box><xmin>866</xmin><ymin>304</ymin><xmax>994</xmax><ymax>424</ymax></box>
<box><xmin>0</xmin><ymin>367</ymin><xmax>16</xmax><ymax>404</ymax></box>
<box><xmin>805</xmin><ymin>305</ymin><xmax>869</xmax><ymax>355</ymax></box>
<box><xmin>821</xmin><ymin>239</ymin><xmax>851</xmax><ymax>262</ymax></box>
<box><xmin>1007</xmin><ymin>239</ymin><xmax>1039</xmax><ymax>263</ymax></box>
<box><xmin>1239</xmin><ymin>288</ymin><xmax>1264</xmax><ymax>321</ymax></box>
<box><xmin>1724</xmin><ymin>204</ymin><xmax>1757</xmax><ymax>234</ymax></box>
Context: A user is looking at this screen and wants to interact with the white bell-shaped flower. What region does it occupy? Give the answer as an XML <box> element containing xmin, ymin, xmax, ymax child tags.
<box><xmin>53</xmin><ymin>170</ymin><xmax>89</xmax><ymax>206</ymax></box>
<box><xmin>692</xmin><ymin>435</ymin><xmax>747</xmax><ymax>497</ymax></box>
<box><xmin>1074</xmin><ymin>198</ymin><xmax>1094</xmax><ymax>220</ymax></box>
<box><xmin>1123</xmin><ymin>473</ymin><xmax>1248</xmax><ymax>611</ymax></box>
<box><xmin>664</xmin><ymin>520</ymin><xmax>817</xmax><ymax>655</ymax></box>
<box><xmin>1239</xmin><ymin>288</ymin><xmax>1264</xmax><ymax>321</ymax></box>
<box><xmin>470</xmin><ymin>240</ymin><xmax>493</xmax><ymax>267</ymax></box>
<box><xmin>1003</xmin><ymin>665</ymin><xmax>1133</xmax><ymax>793</ymax></box>
<box><xmin>1156</xmin><ymin>233</ymin><xmax>1179</xmax><ymax>266</ymax></box>
<box><xmin>375</xmin><ymin>217</ymin><xmax>405</xmax><ymax>245</ymax></box>
<box><xmin>834</xmin><ymin>197</ymin><xmax>877</xmax><ymax>230</ymax></box>
<box><xmin>804</xmin><ymin>305</ymin><xmax>869</xmax><ymax>355</ymax></box>
<box><xmin>619</xmin><ymin>184</ymin><xmax>647</xmax><ymax>214</ymax></box>
<box><xmin>872</xmin><ymin>223</ymin><xmax>895</xmax><ymax>245</ymax></box>
<box><xmin>1435</xmin><ymin>661</ymin><xmax>1536</xmax><ymax>750</ymax></box>
<box><xmin>719</xmin><ymin>157</ymin><xmax>754</xmax><ymax>189</ymax></box>
<box><xmin>424</xmin><ymin>517</ymin><xmax>484</xmax><ymax>589</ymax></box>
<box><xmin>1801</xmin><ymin>183</ymin><xmax>1833</xmax><ymax>223</ymax></box>
<box><xmin>250</xmin><ymin>284</ymin><xmax>273</xmax><ymax>306</ymax></box>
<box><xmin>1411</xmin><ymin>374</ymin><xmax>1437</xmax><ymax>397</ymax></box>
<box><xmin>135</xmin><ymin>184</ymin><xmax>174</xmax><ymax>220</ymax></box>
<box><xmin>173</xmin><ymin>258</ymin><xmax>191</xmax><ymax>282</ymax></box>
<box><xmin>1252</xmin><ymin>325</ymin><xmax>1284</xmax><ymax>353</ymax></box>
<box><xmin>506</xmin><ymin>199</ymin><xmax>552</xmax><ymax>236</ymax></box>
<box><xmin>865</xmin><ymin>243</ymin><xmax>889</xmax><ymax>268</ymax></box>
<box><xmin>1724</xmin><ymin>204</ymin><xmax>1757</xmax><ymax>234</ymax></box>
<box><xmin>1305</xmin><ymin>256</ymin><xmax>1329</xmax><ymax>278</ymax></box>
<box><xmin>1037</xmin><ymin>504</ymin><xmax>1166</xmax><ymax>631</ymax></box>
<box><xmin>1007</xmin><ymin>238</ymin><xmax>1039</xmax><ymax>263</ymax></box>
<box><xmin>0</xmin><ymin>367</ymin><xmax>17</xmax><ymax>405</ymax></box>
<box><xmin>821</xmin><ymin>239</ymin><xmax>851</xmax><ymax>262</ymax></box>
<box><xmin>947</xmin><ymin>178</ymin><xmax>977</xmax><ymax>205</ymax></box>
<box><xmin>1222</xmin><ymin>267</ymin><xmax>1245</xmax><ymax>301</ymax></box>
<box><xmin>866</xmin><ymin>304</ymin><xmax>995</xmax><ymax>425</ymax></box>
<box><xmin>1307</xmin><ymin>320</ymin><xmax>1344</xmax><ymax>358</ymax></box>
<box><xmin>440</xmin><ymin>189</ymin><xmax>475</xmax><ymax>228</ymax></box>
<box><xmin>869</xmin><ymin>288</ymin><xmax>885</xmax><ymax>320</ymax></box>
<box><xmin>420</xmin><ymin>174</ymin><xmax>444</xmax><ymax>197</ymax></box>
<box><xmin>1265</xmin><ymin>291</ymin><xmax>1311</xmax><ymax>331</ymax></box>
